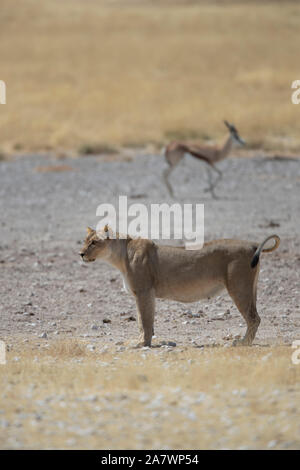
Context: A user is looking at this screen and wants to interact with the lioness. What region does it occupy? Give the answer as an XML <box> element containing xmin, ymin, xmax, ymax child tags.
<box><xmin>80</xmin><ymin>225</ymin><xmax>280</xmax><ymax>347</ymax></box>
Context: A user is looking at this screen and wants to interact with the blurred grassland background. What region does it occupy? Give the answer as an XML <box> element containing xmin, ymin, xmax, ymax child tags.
<box><xmin>0</xmin><ymin>0</ymin><xmax>300</xmax><ymax>153</ymax></box>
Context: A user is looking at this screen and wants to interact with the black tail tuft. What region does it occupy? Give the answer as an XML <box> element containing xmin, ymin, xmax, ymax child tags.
<box><xmin>251</xmin><ymin>253</ymin><xmax>259</xmax><ymax>268</ymax></box>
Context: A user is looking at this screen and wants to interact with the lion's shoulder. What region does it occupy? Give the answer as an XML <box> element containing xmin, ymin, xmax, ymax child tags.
<box><xmin>127</xmin><ymin>238</ymin><xmax>157</xmax><ymax>264</ymax></box>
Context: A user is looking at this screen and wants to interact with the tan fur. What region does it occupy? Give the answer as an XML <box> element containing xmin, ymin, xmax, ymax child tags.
<box><xmin>80</xmin><ymin>227</ymin><xmax>280</xmax><ymax>347</ymax></box>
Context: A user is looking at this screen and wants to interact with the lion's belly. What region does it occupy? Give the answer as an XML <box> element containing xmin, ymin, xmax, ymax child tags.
<box><xmin>156</xmin><ymin>281</ymin><xmax>225</xmax><ymax>303</ymax></box>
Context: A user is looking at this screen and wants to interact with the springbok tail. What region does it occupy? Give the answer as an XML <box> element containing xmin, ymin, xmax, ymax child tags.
<box><xmin>251</xmin><ymin>234</ymin><xmax>280</xmax><ymax>268</ymax></box>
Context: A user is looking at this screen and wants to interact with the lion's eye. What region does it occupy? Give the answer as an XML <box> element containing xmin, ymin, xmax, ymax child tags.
<box><xmin>90</xmin><ymin>241</ymin><xmax>96</xmax><ymax>246</ymax></box>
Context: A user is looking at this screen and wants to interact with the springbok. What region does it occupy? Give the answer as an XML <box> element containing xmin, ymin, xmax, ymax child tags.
<box><xmin>163</xmin><ymin>121</ymin><xmax>246</xmax><ymax>198</ymax></box>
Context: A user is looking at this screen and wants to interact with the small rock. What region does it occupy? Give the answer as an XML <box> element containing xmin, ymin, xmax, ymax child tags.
<box><xmin>186</xmin><ymin>411</ymin><xmax>197</xmax><ymax>421</ymax></box>
<box><xmin>262</xmin><ymin>352</ymin><xmax>272</xmax><ymax>362</ymax></box>
<box><xmin>223</xmin><ymin>334</ymin><xmax>233</xmax><ymax>341</ymax></box>
<box><xmin>125</xmin><ymin>316</ymin><xmax>136</xmax><ymax>322</ymax></box>
<box><xmin>161</xmin><ymin>341</ymin><xmax>176</xmax><ymax>347</ymax></box>
<box><xmin>82</xmin><ymin>395</ymin><xmax>98</xmax><ymax>402</ymax></box>
<box><xmin>66</xmin><ymin>438</ymin><xmax>76</xmax><ymax>446</ymax></box>
<box><xmin>39</xmin><ymin>332</ymin><xmax>47</xmax><ymax>339</ymax></box>
<box><xmin>103</xmin><ymin>318</ymin><xmax>111</xmax><ymax>324</ymax></box>
<box><xmin>267</xmin><ymin>440</ymin><xmax>277</xmax><ymax>449</ymax></box>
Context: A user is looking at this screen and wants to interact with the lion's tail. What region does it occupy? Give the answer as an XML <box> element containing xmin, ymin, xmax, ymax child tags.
<box><xmin>251</xmin><ymin>234</ymin><xmax>280</xmax><ymax>268</ymax></box>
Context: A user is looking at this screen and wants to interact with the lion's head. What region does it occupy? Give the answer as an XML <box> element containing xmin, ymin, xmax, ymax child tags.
<box><xmin>79</xmin><ymin>225</ymin><xmax>111</xmax><ymax>262</ymax></box>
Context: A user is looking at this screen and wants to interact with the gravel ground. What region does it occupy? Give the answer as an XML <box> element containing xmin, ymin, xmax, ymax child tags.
<box><xmin>0</xmin><ymin>151</ymin><xmax>299</xmax><ymax>347</ymax></box>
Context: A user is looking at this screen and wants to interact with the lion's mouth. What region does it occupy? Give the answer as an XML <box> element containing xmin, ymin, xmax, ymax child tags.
<box><xmin>81</xmin><ymin>256</ymin><xmax>96</xmax><ymax>263</ymax></box>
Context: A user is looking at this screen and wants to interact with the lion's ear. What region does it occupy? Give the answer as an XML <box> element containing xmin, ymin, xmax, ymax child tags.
<box><xmin>87</xmin><ymin>227</ymin><xmax>93</xmax><ymax>235</ymax></box>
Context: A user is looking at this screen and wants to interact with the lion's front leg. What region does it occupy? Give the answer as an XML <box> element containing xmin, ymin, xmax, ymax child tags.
<box><xmin>135</xmin><ymin>288</ymin><xmax>155</xmax><ymax>347</ymax></box>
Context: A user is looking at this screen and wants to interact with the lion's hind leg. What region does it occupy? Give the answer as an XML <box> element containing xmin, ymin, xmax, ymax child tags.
<box><xmin>232</xmin><ymin>301</ymin><xmax>261</xmax><ymax>346</ymax></box>
<box><xmin>226</xmin><ymin>260</ymin><xmax>261</xmax><ymax>346</ymax></box>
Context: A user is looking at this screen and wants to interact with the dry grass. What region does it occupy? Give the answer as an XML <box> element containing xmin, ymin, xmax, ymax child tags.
<box><xmin>1</xmin><ymin>0</ymin><xmax>300</xmax><ymax>153</ymax></box>
<box><xmin>0</xmin><ymin>339</ymin><xmax>299</xmax><ymax>449</ymax></box>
